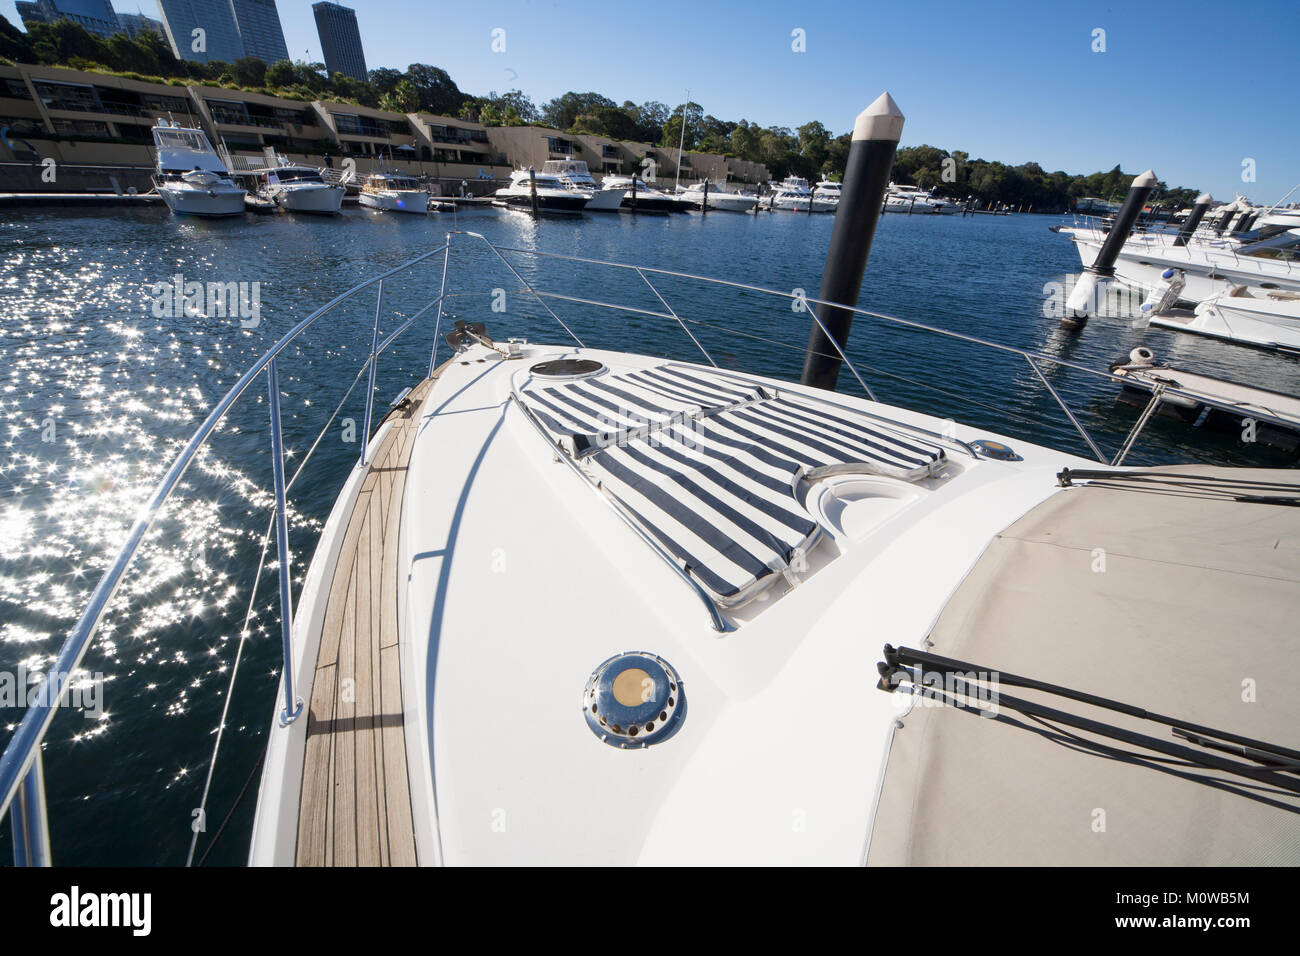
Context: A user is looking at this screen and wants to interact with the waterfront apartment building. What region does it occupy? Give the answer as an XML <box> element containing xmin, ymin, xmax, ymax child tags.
<box><xmin>313</xmin><ymin>2</ymin><xmax>368</xmax><ymax>82</ymax></box>
<box><xmin>15</xmin><ymin>0</ymin><xmax>120</xmax><ymax>38</ymax></box>
<box><xmin>0</xmin><ymin>63</ymin><xmax>767</xmax><ymax>191</ymax></box>
<box><xmin>155</xmin><ymin>0</ymin><xmax>289</xmax><ymax>66</ymax></box>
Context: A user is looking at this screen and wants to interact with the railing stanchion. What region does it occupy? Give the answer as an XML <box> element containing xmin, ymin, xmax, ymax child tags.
<box><xmin>1024</xmin><ymin>355</ymin><xmax>1107</xmax><ymax>464</ymax></box>
<box><xmin>10</xmin><ymin>753</ymin><xmax>51</xmax><ymax>866</ymax></box>
<box><xmin>1112</xmin><ymin>384</ymin><xmax>1166</xmax><ymax>467</ymax></box>
<box><xmin>429</xmin><ymin>237</ymin><xmax>451</xmax><ymax>376</ymax></box>
<box><xmin>268</xmin><ymin>358</ymin><xmax>303</xmax><ymax>726</ymax></box>
<box><xmin>360</xmin><ymin>279</ymin><xmax>384</xmax><ymax>467</ymax></box>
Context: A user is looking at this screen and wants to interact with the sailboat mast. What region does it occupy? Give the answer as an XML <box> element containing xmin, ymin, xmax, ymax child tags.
<box><xmin>675</xmin><ymin>89</ymin><xmax>690</xmax><ymax>190</ymax></box>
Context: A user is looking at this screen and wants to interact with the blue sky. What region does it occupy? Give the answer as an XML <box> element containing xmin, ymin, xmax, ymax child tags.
<box><xmin>9</xmin><ymin>0</ymin><xmax>1299</xmax><ymax>201</ymax></box>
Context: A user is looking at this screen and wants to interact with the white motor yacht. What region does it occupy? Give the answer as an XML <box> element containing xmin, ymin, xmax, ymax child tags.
<box><xmin>1154</xmin><ymin>287</ymin><xmax>1300</xmax><ymax>353</ymax></box>
<box><xmin>255</xmin><ymin>162</ymin><xmax>344</xmax><ymax>215</ymax></box>
<box><xmin>4</xmin><ymin>229</ymin><xmax>1297</xmax><ymax>869</ymax></box>
<box><xmin>679</xmin><ymin>181</ymin><xmax>759</xmax><ymax>212</ymax></box>
<box><xmin>542</xmin><ymin>158</ymin><xmax>623</xmax><ymax>211</ymax></box>
<box><xmin>767</xmin><ymin>175</ymin><xmax>836</xmax><ymax>212</ymax></box>
<box><xmin>493</xmin><ymin>169</ymin><xmax>592</xmax><ymax>213</ymax></box>
<box><xmin>358</xmin><ymin>172</ymin><xmax>429</xmax><ymax>214</ymax></box>
<box><xmin>886</xmin><ymin>183</ymin><xmax>957</xmax><ymax>214</ymax></box>
<box><xmin>600</xmin><ymin>175</ymin><xmax>688</xmax><ymax>213</ymax></box>
<box><xmin>813</xmin><ymin>180</ymin><xmax>842</xmax><ymax>207</ymax></box>
<box><xmin>150</xmin><ymin>120</ymin><xmax>245</xmax><ymax>217</ymax></box>
<box><xmin>1065</xmin><ymin>227</ymin><xmax>1300</xmax><ymax>302</ymax></box>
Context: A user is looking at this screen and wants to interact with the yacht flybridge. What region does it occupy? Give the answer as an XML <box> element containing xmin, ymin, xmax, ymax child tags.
<box><xmin>4</xmin><ymin>227</ymin><xmax>1296</xmax><ymax>868</ymax></box>
<box><xmin>150</xmin><ymin>120</ymin><xmax>245</xmax><ymax>217</ymax></box>
<box><xmin>542</xmin><ymin>158</ymin><xmax>624</xmax><ymax>211</ymax></box>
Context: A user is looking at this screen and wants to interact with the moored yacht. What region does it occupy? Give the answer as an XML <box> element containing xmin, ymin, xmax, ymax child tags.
<box><xmin>493</xmin><ymin>168</ymin><xmax>592</xmax><ymax>213</ymax></box>
<box><xmin>813</xmin><ymin>179</ymin><xmax>842</xmax><ymax>206</ymax></box>
<box><xmin>679</xmin><ymin>181</ymin><xmax>759</xmax><ymax>212</ymax></box>
<box><xmin>886</xmin><ymin>183</ymin><xmax>956</xmax><ymax>214</ymax></box>
<box><xmin>359</xmin><ymin>172</ymin><xmax>429</xmax><ymax>213</ymax></box>
<box><xmin>1065</xmin><ymin>225</ymin><xmax>1300</xmax><ymax>301</ymax></box>
<box><xmin>150</xmin><ymin>120</ymin><xmax>245</xmax><ymax>217</ymax></box>
<box><xmin>601</xmin><ymin>175</ymin><xmax>688</xmax><ymax>213</ymax></box>
<box><xmin>542</xmin><ymin>158</ymin><xmax>624</xmax><ymax>211</ymax></box>
<box><xmin>767</xmin><ymin>175</ymin><xmax>836</xmax><ymax>212</ymax></box>
<box><xmin>6</xmin><ymin>95</ymin><xmax>1297</xmax><ymax>873</ymax></box>
<box><xmin>254</xmin><ymin>161</ymin><xmax>344</xmax><ymax>215</ymax></box>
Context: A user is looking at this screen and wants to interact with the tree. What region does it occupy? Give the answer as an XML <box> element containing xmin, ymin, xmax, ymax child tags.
<box><xmin>541</xmin><ymin>91</ymin><xmax>616</xmax><ymax>130</ymax></box>
<box><xmin>405</xmin><ymin>63</ymin><xmax>464</xmax><ymax>115</ymax></box>
<box><xmin>265</xmin><ymin>59</ymin><xmax>296</xmax><ymax>89</ymax></box>
<box><xmin>379</xmin><ymin>79</ymin><xmax>418</xmax><ymax>113</ymax></box>
<box><xmin>231</xmin><ymin>56</ymin><xmax>266</xmax><ymax>88</ymax></box>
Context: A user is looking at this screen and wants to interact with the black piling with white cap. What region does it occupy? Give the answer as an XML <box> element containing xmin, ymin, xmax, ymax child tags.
<box><xmin>1062</xmin><ymin>168</ymin><xmax>1157</xmax><ymax>330</ymax></box>
<box><xmin>1173</xmin><ymin>192</ymin><xmax>1212</xmax><ymax>246</ymax></box>
<box><xmin>528</xmin><ymin>165</ymin><xmax>538</xmax><ymax>217</ymax></box>
<box><xmin>1213</xmin><ymin>205</ymin><xmax>1236</xmax><ymax>235</ymax></box>
<box><xmin>800</xmin><ymin>92</ymin><xmax>903</xmax><ymax>391</ymax></box>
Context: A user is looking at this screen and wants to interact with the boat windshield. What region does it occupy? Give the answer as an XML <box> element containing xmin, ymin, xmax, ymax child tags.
<box><xmin>153</xmin><ymin>129</ymin><xmax>211</xmax><ymax>152</ymax></box>
<box><xmin>275</xmin><ymin>168</ymin><xmax>323</xmax><ymax>183</ymax></box>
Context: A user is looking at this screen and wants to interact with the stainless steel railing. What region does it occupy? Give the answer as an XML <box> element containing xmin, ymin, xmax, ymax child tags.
<box><xmin>3</xmin><ymin>230</ymin><xmax>1292</xmax><ymax>865</ymax></box>
<box><xmin>0</xmin><ymin>241</ymin><xmax>451</xmax><ymax>862</ymax></box>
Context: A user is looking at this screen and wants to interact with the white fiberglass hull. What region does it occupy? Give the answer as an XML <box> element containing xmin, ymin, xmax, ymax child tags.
<box><xmin>583</xmin><ymin>188</ymin><xmax>626</xmax><ymax>211</ymax></box>
<box><xmin>693</xmin><ymin>193</ymin><xmax>759</xmax><ymax>212</ymax></box>
<box><xmin>158</xmin><ymin>184</ymin><xmax>245</xmax><ymax>217</ymax></box>
<box><xmin>249</xmin><ymin>338</ymin><xmax>1098</xmax><ymax>866</ymax></box>
<box><xmin>276</xmin><ymin>183</ymin><xmax>344</xmax><ymax>215</ymax></box>
<box><xmin>1073</xmin><ymin>237</ymin><xmax>1300</xmax><ymax>301</ymax></box>
<box><xmin>770</xmin><ymin>195</ymin><xmax>835</xmax><ymax>213</ymax></box>
<box><xmin>1151</xmin><ymin>293</ymin><xmax>1300</xmax><ymax>353</ymax></box>
<box><xmin>360</xmin><ymin>189</ymin><xmax>428</xmax><ymax>213</ymax></box>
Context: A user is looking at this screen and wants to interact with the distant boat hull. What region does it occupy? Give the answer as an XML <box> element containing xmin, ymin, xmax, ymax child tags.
<box><xmin>620</xmin><ymin>193</ymin><xmax>685</xmax><ymax>213</ymax></box>
<box><xmin>584</xmin><ymin>188</ymin><xmax>626</xmax><ymax>211</ymax></box>
<box><xmin>686</xmin><ymin>191</ymin><xmax>759</xmax><ymax>213</ymax></box>
<box><xmin>1150</xmin><ymin>293</ymin><xmax>1300</xmax><ymax>353</ymax></box>
<box><xmin>359</xmin><ymin>190</ymin><xmax>428</xmax><ymax>213</ymax></box>
<box><xmin>158</xmin><ymin>184</ymin><xmax>246</xmax><ymax>217</ymax></box>
<box><xmin>769</xmin><ymin>196</ymin><xmax>835</xmax><ymax>213</ymax></box>
<box><xmin>493</xmin><ymin>192</ymin><xmax>590</xmax><ymax>214</ymax></box>
<box><xmin>275</xmin><ymin>183</ymin><xmax>344</xmax><ymax>215</ymax></box>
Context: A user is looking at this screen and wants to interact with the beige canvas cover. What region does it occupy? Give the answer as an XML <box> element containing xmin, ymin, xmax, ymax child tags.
<box><xmin>868</xmin><ymin>466</ymin><xmax>1300</xmax><ymax>866</ymax></box>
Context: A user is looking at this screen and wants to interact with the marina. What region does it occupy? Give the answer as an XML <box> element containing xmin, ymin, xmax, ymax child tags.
<box><xmin>0</xmin><ymin>0</ymin><xmax>1297</xmax><ymax>902</ymax></box>
<box><xmin>1</xmin><ymin>89</ymin><xmax>1297</xmax><ymax>874</ymax></box>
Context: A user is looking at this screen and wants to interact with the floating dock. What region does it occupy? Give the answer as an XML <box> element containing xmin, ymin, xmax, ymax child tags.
<box><xmin>1112</xmin><ymin>356</ymin><xmax>1300</xmax><ymax>452</ymax></box>
<box><xmin>0</xmin><ymin>191</ymin><xmax>163</xmax><ymax>208</ymax></box>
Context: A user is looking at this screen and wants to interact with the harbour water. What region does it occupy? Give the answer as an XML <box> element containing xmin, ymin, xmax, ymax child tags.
<box><xmin>1</xmin><ymin>205</ymin><xmax>1295</xmax><ymax>864</ymax></box>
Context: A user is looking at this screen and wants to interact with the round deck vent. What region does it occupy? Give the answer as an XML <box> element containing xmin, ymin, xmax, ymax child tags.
<box><xmin>583</xmin><ymin>652</ymin><xmax>685</xmax><ymax>749</ymax></box>
<box><xmin>971</xmin><ymin>438</ymin><xmax>1022</xmax><ymax>462</ymax></box>
<box><xmin>530</xmin><ymin>358</ymin><xmax>605</xmax><ymax>380</ymax></box>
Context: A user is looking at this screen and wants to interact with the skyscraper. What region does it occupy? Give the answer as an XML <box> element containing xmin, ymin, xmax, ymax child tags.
<box><xmin>156</xmin><ymin>0</ymin><xmax>245</xmax><ymax>64</ymax></box>
<box><xmin>230</xmin><ymin>0</ymin><xmax>289</xmax><ymax>65</ymax></box>
<box><xmin>15</xmin><ymin>0</ymin><xmax>121</xmax><ymax>38</ymax></box>
<box><xmin>116</xmin><ymin>11</ymin><xmax>168</xmax><ymax>39</ymax></box>
<box><xmin>313</xmin><ymin>2</ymin><xmax>368</xmax><ymax>82</ymax></box>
